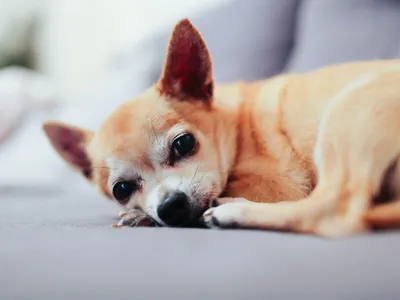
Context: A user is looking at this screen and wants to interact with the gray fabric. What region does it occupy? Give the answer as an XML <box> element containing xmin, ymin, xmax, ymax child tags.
<box><xmin>286</xmin><ymin>0</ymin><xmax>400</xmax><ymax>73</ymax></box>
<box><xmin>192</xmin><ymin>0</ymin><xmax>300</xmax><ymax>82</ymax></box>
<box><xmin>1</xmin><ymin>192</ymin><xmax>400</xmax><ymax>300</ymax></box>
<box><xmin>118</xmin><ymin>0</ymin><xmax>300</xmax><ymax>86</ymax></box>
<box><xmin>4</xmin><ymin>1</ymin><xmax>400</xmax><ymax>299</ymax></box>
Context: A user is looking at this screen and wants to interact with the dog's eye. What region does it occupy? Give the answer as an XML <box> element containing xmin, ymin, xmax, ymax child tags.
<box><xmin>172</xmin><ymin>133</ymin><xmax>196</xmax><ymax>158</ymax></box>
<box><xmin>112</xmin><ymin>181</ymin><xmax>137</xmax><ymax>204</ymax></box>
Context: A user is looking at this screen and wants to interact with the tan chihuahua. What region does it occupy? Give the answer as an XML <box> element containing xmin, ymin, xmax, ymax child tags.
<box><xmin>43</xmin><ymin>19</ymin><xmax>400</xmax><ymax>237</ymax></box>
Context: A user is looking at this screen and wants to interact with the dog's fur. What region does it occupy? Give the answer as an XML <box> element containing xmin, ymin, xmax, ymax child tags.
<box><xmin>43</xmin><ymin>19</ymin><xmax>400</xmax><ymax>237</ymax></box>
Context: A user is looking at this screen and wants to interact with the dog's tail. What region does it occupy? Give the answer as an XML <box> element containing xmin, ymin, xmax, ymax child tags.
<box><xmin>365</xmin><ymin>201</ymin><xmax>400</xmax><ymax>229</ymax></box>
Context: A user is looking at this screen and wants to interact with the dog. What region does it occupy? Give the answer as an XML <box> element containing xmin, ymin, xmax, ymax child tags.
<box><xmin>43</xmin><ymin>18</ymin><xmax>400</xmax><ymax>237</ymax></box>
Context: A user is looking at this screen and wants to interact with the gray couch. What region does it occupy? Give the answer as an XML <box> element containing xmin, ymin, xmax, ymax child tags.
<box><xmin>2</xmin><ymin>1</ymin><xmax>400</xmax><ymax>299</ymax></box>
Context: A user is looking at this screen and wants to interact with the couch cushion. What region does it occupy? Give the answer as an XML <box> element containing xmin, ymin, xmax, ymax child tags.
<box><xmin>192</xmin><ymin>0</ymin><xmax>300</xmax><ymax>82</ymax></box>
<box><xmin>1</xmin><ymin>191</ymin><xmax>400</xmax><ymax>300</ymax></box>
<box><xmin>121</xmin><ymin>0</ymin><xmax>300</xmax><ymax>87</ymax></box>
<box><xmin>286</xmin><ymin>0</ymin><xmax>400</xmax><ymax>73</ymax></box>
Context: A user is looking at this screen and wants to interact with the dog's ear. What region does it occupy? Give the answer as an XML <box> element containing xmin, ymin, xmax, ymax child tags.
<box><xmin>158</xmin><ymin>18</ymin><xmax>214</xmax><ymax>102</ymax></box>
<box><xmin>43</xmin><ymin>121</ymin><xmax>94</xmax><ymax>180</ymax></box>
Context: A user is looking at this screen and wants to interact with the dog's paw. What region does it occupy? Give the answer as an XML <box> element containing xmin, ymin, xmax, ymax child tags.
<box><xmin>203</xmin><ymin>203</ymin><xmax>247</xmax><ymax>229</ymax></box>
<box><xmin>112</xmin><ymin>209</ymin><xmax>154</xmax><ymax>228</ymax></box>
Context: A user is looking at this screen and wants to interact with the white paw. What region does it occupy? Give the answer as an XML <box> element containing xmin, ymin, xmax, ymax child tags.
<box><xmin>203</xmin><ymin>203</ymin><xmax>247</xmax><ymax>229</ymax></box>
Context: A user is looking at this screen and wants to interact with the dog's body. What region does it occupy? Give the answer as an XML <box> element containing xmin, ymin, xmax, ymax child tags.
<box><xmin>43</xmin><ymin>19</ymin><xmax>400</xmax><ymax>237</ymax></box>
<box><xmin>212</xmin><ymin>61</ymin><xmax>400</xmax><ymax>203</ymax></box>
<box><xmin>205</xmin><ymin>61</ymin><xmax>400</xmax><ymax>236</ymax></box>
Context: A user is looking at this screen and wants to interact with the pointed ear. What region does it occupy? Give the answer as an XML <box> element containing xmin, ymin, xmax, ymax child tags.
<box><xmin>42</xmin><ymin>121</ymin><xmax>94</xmax><ymax>180</ymax></box>
<box><xmin>157</xmin><ymin>18</ymin><xmax>214</xmax><ymax>102</ymax></box>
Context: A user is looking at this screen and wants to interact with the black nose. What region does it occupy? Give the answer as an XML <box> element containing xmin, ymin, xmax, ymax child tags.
<box><xmin>157</xmin><ymin>191</ymin><xmax>191</xmax><ymax>226</ymax></box>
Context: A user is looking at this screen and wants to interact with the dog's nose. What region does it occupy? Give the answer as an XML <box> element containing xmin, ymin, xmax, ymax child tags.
<box><xmin>157</xmin><ymin>191</ymin><xmax>190</xmax><ymax>226</ymax></box>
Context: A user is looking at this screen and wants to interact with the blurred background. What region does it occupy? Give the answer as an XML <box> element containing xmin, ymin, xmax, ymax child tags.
<box><xmin>0</xmin><ymin>0</ymin><xmax>230</xmax><ymax>97</ymax></box>
<box><xmin>1</xmin><ymin>0</ymin><xmax>400</xmax><ymax>193</ymax></box>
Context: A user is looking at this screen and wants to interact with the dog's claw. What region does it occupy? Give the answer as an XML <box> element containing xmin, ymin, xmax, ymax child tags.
<box><xmin>111</xmin><ymin>218</ymin><xmax>124</xmax><ymax>228</ymax></box>
<box><xmin>202</xmin><ymin>207</ymin><xmax>219</xmax><ymax>228</ymax></box>
<box><xmin>203</xmin><ymin>207</ymin><xmax>215</xmax><ymax>217</ymax></box>
<box><xmin>118</xmin><ymin>210</ymin><xmax>127</xmax><ymax>219</ymax></box>
<box><xmin>111</xmin><ymin>224</ymin><xmax>123</xmax><ymax>229</ymax></box>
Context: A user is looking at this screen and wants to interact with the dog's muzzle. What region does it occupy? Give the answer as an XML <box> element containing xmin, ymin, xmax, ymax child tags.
<box><xmin>157</xmin><ymin>191</ymin><xmax>191</xmax><ymax>226</ymax></box>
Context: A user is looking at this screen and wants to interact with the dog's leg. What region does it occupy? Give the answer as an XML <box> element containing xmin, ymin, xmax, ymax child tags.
<box><xmin>203</xmin><ymin>196</ymin><xmax>324</xmax><ymax>233</ymax></box>
<box><xmin>204</xmin><ymin>71</ymin><xmax>400</xmax><ymax>237</ymax></box>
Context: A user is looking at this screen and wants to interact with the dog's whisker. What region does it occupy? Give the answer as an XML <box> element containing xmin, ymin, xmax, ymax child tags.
<box><xmin>190</xmin><ymin>161</ymin><xmax>203</xmax><ymax>187</ymax></box>
<box><xmin>198</xmin><ymin>171</ymin><xmax>209</xmax><ymax>185</ymax></box>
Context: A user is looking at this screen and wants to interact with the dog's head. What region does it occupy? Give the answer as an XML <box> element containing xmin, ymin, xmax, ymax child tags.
<box><xmin>43</xmin><ymin>19</ymin><xmax>237</xmax><ymax>227</ymax></box>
